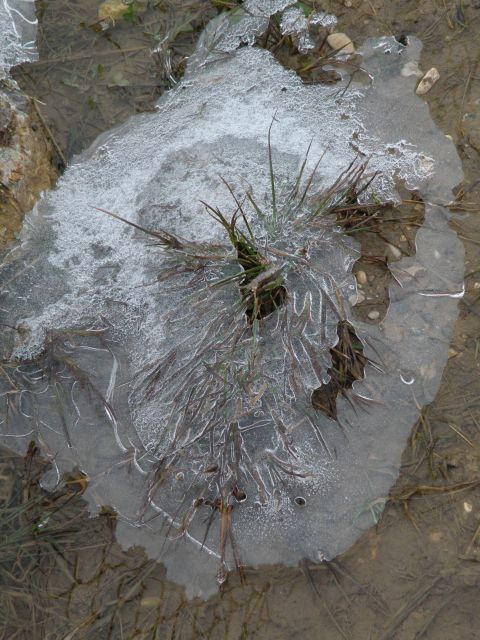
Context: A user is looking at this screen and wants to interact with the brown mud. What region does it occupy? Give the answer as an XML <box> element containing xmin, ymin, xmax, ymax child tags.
<box><xmin>2</xmin><ymin>0</ymin><xmax>480</xmax><ymax>638</ymax></box>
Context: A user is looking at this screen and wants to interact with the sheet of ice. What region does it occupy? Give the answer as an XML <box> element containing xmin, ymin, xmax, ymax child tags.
<box><xmin>188</xmin><ymin>0</ymin><xmax>295</xmax><ymax>59</ymax></box>
<box><xmin>0</xmin><ymin>0</ymin><xmax>37</xmax><ymax>75</ymax></box>
<box><xmin>280</xmin><ymin>8</ymin><xmax>337</xmax><ymax>52</ymax></box>
<box><xmin>0</xmin><ymin>19</ymin><xmax>464</xmax><ymax>599</ymax></box>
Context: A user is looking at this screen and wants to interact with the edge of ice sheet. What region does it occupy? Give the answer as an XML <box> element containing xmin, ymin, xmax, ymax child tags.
<box><xmin>0</xmin><ymin>0</ymin><xmax>37</xmax><ymax>76</ymax></box>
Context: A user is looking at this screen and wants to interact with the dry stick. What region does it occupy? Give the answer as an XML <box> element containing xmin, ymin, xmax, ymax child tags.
<box><xmin>28</xmin><ymin>46</ymin><xmax>150</xmax><ymax>65</ymax></box>
<box><xmin>323</xmin><ymin>601</ymin><xmax>351</xmax><ymax>640</ymax></box>
<box><xmin>447</xmin><ymin>422</ymin><xmax>475</xmax><ymax>448</ymax></box>
<box><xmin>300</xmin><ymin>561</ymin><xmax>350</xmax><ymax>639</ymax></box>
<box><xmin>413</xmin><ymin>592</ymin><xmax>455</xmax><ymax>639</ymax></box>
<box><xmin>463</xmin><ymin>520</ymin><xmax>480</xmax><ymax>557</ymax></box>
<box><xmin>377</xmin><ymin>573</ymin><xmax>444</xmax><ymax>640</ymax></box>
<box><xmin>31</xmin><ymin>98</ymin><xmax>67</xmax><ymax>167</ymax></box>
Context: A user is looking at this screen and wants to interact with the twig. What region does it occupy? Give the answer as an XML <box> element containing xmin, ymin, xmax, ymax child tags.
<box><xmin>32</xmin><ymin>98</ymin><xmax>67</xmax><ymax>168</ymax></box>
<box><xmin>377</xmin><ymin>574</ymin><xmax>444</xmax><ymax>640</ymax></box>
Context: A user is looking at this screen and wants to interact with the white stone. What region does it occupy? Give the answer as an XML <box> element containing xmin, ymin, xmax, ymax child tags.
<box><xmin>349</xmin><ymin>290</ymin><xmax>365</xmax><ymax>306</ymax></box>
<box><xmin>368</xmin><ymin>310</ymin><xmax>380</xmax><ymax>320</ymax></box>
<box><xmin>356</xmin><ymin>270</ymin><xmax>368</xmax><ymax>284</ymax></box>
<box><xmin>416</xmin><ymin>67</ymin><xmax>440</xmax><ymax>96</ymax></box>
<box><xmin>327</xmin><ymin>33</ymin><xmax>355</xmax><ymax>55</ymax></box>
<box><xmin>387</xmin><ymin>243</ymin><xmax>402</xmax><ymax>259</ymax></box>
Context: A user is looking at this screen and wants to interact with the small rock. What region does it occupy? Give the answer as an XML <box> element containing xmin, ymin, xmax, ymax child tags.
<box><xmin>349</xmin><ymin>290</ymin><xmax>365</xmax><ymax>306</ymax></box>
<box><xmin>98</xmin><ymin>0</ymin><xmax>130</xmax><ymax>23</ymax></box>
<box><xmin>429</xmin><ymin>531</ymin><xmax>444</xmax><ymax>543</ymax></box>
<box><xmin>368</xmin><ymin>310</ymin><xmax>380</xmax><ymax>320</ymax></box>
<box><xmin>416</xmin><ymin>67</ymin><xmax>440</xmax><ymax>96</ymax></box>
<box><xmin>473</xmin><ymin>282</ymin><xmax>480</xmax><ymax>290</ymax></box>
<box><xmin>387</xmin><ymin>243</ymin><xmax>402</xmax><ymax>259</ymax></box>
<box><xmin>356</xmin><ymin>270</ymin><xmax>367</xmax><ymax>285</ymax></box>
<box><xmin>464</xmin><ymin>501</ymin><xmax>473</xmax><ymax>514</ymax></box>
<box><xmin>327</xmin><ymin>33</ymin><xmax>355</xmax><ymax>55</ymax></box>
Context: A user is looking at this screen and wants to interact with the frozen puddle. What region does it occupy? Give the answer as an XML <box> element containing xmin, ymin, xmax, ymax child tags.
<box><xmin>0</xmin><ymin>7</ymin><xmax>464</xmax><ymax>598</ymax></box>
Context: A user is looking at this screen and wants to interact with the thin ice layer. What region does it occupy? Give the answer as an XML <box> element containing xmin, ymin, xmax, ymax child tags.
<box><xmin>280</xmin><ymin>8</ymin><xmax>337</xmax><ymax>52</ymax></box>
<box><xmin>192</xmin><ymin>0</ymin><xmax>295</xmax><ymax>55</ymax></box>
<box><xmin>0</xmin><ymin>29</ymin><xmax>464</xmax><ymax>599</ymax></box>
<box><xmin>0</xmin><ymin>0</ymin><xmax>37</xmax><ymax>75</ymax></box>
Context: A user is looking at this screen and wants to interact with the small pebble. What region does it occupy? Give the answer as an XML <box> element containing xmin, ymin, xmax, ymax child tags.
<box><xmin>356</xmin><ymin>270</ymin><xmax>368</xmax><ymax>285</ymax></box>
<box><xmin>473</xmin><ymin>282</ymin><xmax>480</xmax><ymax>290</ymax></box>
<box><xmin>327</xmin><ymin>33</ymin><xmax>355</xmax><ymax>55</ymax></box>
<box><xmin>429</xmin><ymin>531</ymin><xmax>444</xmax><ymax>543</ymax></box>
<box><xmin>98</xmin><ymin>0</ymin><xmax>129</xmax><ymax>22</ymax></box>
<box><xmin>349</xmin><ymin>290</ymin><xmax>365</xmax><ymax>306</ymax></box>
<box><xmin>368</xmin><ymin>310</ymin><xmax>380</xmax><ymax>320</ymax></box>
<box><xmin>416</xmin><ymin>67</ymin><xmax>440</xmax><ymax>96</ymax></box>
<box><xmin>387</xmin><ymin>243</ymin><xmax>402</xmax><ymax>259</ymax></box>
<box><xmin>464</xmin><ymin>501</ymin><xmax>473</xmax><ymax>514</ymax></box>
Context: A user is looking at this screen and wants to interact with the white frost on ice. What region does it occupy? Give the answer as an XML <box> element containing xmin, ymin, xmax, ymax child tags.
<box><xmin>0</xmin><ymin>0</ymin><xmax>37</xmax><ymax>76</ymax></box>
<box><xmin>280</xmin><ymin>8</ymin><xmax>338</xmax><ymax>52</ymax></box>
<box><xmin>0</xmin><ymin>10</ymin><xmax>464</xmax><ymax>599</ymax></box>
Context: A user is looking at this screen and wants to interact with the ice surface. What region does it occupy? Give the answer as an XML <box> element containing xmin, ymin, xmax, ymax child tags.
<box><xmin>191</xmin><ymin>0</ymin><xmax>295</xmax><ymax>56</ymax></box>
<box><xmin>0</xmin><ymin>0</ymin><xmax>37</xmax><ymax>76</ymax></box>
<box><xmin>280</xmin><ymin>8</ymin><xmax>337</xmax><ymax>52</ymax></box>
<box><xmin>0</xmin><ymin>9</ymin><xmax>464</xmax><ymax>599</ymax></box>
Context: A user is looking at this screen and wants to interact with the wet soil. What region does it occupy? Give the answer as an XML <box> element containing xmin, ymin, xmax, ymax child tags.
<box><xmin>2</xmin><ymin>0</ymin><xmax>480</xmax><ymax>638</ymax></box>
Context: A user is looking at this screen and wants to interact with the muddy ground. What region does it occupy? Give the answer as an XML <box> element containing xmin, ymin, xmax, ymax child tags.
<box><xmin>2</xmin><ymin>0</ymin><xmax>480</xmax><ymax>638</ymax></box>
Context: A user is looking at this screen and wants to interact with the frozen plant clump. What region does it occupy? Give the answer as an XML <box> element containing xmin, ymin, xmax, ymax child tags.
<box><xmin>0</xmin><ymin>7</ymin><xmax>464</xmax><ymax>598</ymax></box>
<box><xmin>0</xmin><ymin>0</ymin><xmax>37</xmax><ymax>76</ymax></box>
